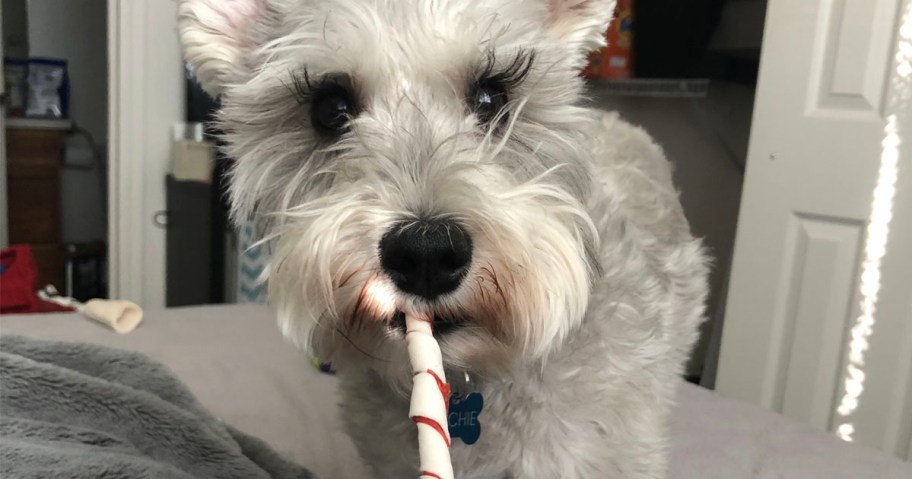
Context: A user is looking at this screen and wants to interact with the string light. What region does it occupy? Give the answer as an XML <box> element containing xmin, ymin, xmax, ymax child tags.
<box><xmin>834</xmin><ymin>1</ymin><xmax>912</xmax><ymax>442</ymax></box>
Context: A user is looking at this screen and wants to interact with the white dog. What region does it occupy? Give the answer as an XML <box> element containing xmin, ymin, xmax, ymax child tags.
<box><xmin>179</xmin><ymin>1</ymin><xmax>708</xmax><ymax>477</ymax></box>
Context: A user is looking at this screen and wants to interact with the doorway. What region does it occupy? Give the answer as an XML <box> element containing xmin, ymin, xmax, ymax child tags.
<box><xmin>2</xmin><ymin>0</ymin><xmax>109</xmax><ymax>305</ymax></box>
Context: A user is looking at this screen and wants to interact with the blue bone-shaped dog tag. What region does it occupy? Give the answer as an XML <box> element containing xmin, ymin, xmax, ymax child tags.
<box><xmin>448</xmin><ymin>392</ymin><xmax>483</xmax><ymax>445</ymax></box>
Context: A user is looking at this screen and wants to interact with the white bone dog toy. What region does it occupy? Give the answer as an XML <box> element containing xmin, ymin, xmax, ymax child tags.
<box><xmin>405</xmin><ymin>311</ymin><xmax>454</xmax><ymax>479</ymax></box>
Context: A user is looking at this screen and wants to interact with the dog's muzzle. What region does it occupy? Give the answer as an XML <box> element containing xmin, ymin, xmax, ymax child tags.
<box><xmin>379</xmin><ymin>219</ymin><xmax>472</xmax><ymax>300</ymax></box>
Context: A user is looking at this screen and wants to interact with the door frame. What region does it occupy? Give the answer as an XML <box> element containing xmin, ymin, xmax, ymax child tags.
<box><xmin>0</xmin><ymin>0</ymin><xmax>8</xmax><ymax>248</ymax></box>
<box><xmin>107</xmin><ymin>0</ymin><xmax>183</xmax><ymax>308</ymax></box>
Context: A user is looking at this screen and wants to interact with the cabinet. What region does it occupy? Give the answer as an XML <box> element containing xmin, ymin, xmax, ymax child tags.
<box><xmin>5</xmin><ymin>128</ymin><xmax>65</xmax><ymax>290</ymax></box>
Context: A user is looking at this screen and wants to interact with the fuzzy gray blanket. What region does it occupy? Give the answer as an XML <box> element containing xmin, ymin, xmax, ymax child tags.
<box><xmin>0</xmin><ymin>334</ymin><xmax>313</xmax><ymax>479</ymax></box>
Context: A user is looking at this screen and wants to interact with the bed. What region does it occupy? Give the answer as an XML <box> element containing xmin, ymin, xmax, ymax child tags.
<box><xmin>2</xmin><ymin>304</ymin><xmax>909</xmax><ymax>478</ymax></box>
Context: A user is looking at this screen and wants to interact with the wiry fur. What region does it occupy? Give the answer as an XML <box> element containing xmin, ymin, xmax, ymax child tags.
<box><xmin>179</xmin><ymin>1</ymin><xmax>709</xmax><ymax>477</ymax></box>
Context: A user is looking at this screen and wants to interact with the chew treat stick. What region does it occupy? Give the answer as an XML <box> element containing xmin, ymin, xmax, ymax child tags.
<box><xmin>406</xmin><ymin>311</ymin><xmax>454</xmax><ymax>479</ymax></box>
<box><xmin>37</xmin><ymin>286</ymin><xmax>144</xmax><ymax>334</ymax></box>
<box><xmin>81</xmin><ymin>299</ymin><xmax>144</xmax><ymax>334</ymax></box>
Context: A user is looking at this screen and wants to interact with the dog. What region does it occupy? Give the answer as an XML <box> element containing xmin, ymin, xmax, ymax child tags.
<box><xmin>178</xmin><ymin>1</ymin><xmax>708</xmax><ymax>477</ymax></box>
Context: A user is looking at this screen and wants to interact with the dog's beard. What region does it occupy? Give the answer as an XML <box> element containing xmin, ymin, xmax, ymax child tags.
<box><xmin>265</xmin><ymin>172</ymin><xmax>598</xmax><ymax>386</ymax></box>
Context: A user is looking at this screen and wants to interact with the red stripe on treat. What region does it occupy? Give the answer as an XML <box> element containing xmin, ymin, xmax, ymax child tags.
<box><xmin>412</xmin><ymin>415</ymin><xmax>451</xmax><ymax>447</ymax></box>
<box><xmin>426</xmin><ymin>369</ymin><xmax>452</xmax><ymax>412</ymax></box>
<box><xmin>421</xmin><ymin>472</ymin><xmax>444</xmax><ymax>479</ymax></box>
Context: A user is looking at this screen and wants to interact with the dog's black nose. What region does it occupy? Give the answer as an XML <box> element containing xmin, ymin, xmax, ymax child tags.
<box><xmin>379</xmin><ymin>220</ymin><xmax>473</xmax><ymax>300</ymax></box>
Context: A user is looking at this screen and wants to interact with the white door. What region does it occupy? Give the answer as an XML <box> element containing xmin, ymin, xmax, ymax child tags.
<box><xmin>717</xmin><ymin>0</ymin><xmax>912</xmax><ymax>459</ymax></box>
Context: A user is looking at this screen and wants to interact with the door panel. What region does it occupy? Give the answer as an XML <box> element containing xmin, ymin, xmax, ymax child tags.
<box><xmin>776</xmin><ymin>214</ymin><xmax>863</xmax><ymax>429</ymax></box>
<box><xmin>811</xmin><ymin>0</ymin><xmax>898</xmax><ymax>116</ymax></box>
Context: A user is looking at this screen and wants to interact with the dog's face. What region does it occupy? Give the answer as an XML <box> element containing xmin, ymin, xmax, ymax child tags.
<box><xmin>180</xmin><ymin>0</ymin><xmax>615</xmax><ymax>378</ymax></box>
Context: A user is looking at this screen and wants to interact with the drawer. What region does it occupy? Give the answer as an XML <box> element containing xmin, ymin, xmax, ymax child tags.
<box><xmin>6</xmin><ymin>129</ymin><xmax>64</xmax><ymax>178</ymax></box>
<box><xmin>8</xmin><ymin>176</ymin><xmax>60</xmax><ymax>244</ymax></box>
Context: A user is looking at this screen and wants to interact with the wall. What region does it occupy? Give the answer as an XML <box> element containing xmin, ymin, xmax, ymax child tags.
<box><xmin>28</xmin><ymin>0</ymin><xmax>107</xmax><ymax>141</ymax></box>
<box><xmin>592</xmin><ymin>82</ymin><xmax>754</xmax><ymax>377</ymax></box>
<box><xmin>2</xmin><ymin>0</ymin><xmax>28</xmax><ymax>57</ymax></box>
<box><xmin>27</xmin><ymin>0</ymin><xmax>107</xmax><ymax>243</ymax></box>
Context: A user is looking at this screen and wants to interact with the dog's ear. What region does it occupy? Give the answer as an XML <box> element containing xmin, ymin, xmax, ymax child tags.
<box><xmin>178</xmin><ymin>0</ymin><xmax>270</xmax><ymax>97</ymax></box>
<box><xmin>546</xmin><ymin>0</ymin><xmax>617</xmax><ymax>62</ymax></box>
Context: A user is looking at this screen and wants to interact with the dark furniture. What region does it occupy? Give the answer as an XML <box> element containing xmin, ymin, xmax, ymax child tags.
<box><xmin>5</xmin><ymin>127</ymin><xmax>65</xmax><ymax>290</ymax></box>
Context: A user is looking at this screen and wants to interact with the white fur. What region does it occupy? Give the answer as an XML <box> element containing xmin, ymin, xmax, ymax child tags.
<box><xmin>179</xmin><ymin>1</ymin><xmax>708</xmax><ymax>477</ymax></box>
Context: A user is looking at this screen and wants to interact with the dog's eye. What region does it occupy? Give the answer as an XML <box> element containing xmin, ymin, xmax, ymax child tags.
<box><xmin>311</xmin><ymin>86</ymin><xmax>355</xmax><ymax>135</ymax></box>
<box><xmin>470</xmin><ymin>82</ymin><xmax>508</xmax><ymax>127</ymax></box>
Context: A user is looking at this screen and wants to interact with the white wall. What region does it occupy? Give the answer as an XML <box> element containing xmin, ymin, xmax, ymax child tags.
<box><xmin>593</xmin><ymin>82</ymin><xmax>754</xmax><ymax>376</ymax></box>
<box><xmin>27</xmin><ymin>0</ymin><xmax>108</xmax><ymax>244</ymax></box>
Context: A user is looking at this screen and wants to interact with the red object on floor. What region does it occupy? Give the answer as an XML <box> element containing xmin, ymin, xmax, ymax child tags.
<box><xmin>0</xmin><ymin>245</ymin><xmax>73</xmax><ymax>314</ymax></box>
<box><xmin>1</xmin><ymin>245</ymin><xmax>38</xmax><ymax>313</ymax></box>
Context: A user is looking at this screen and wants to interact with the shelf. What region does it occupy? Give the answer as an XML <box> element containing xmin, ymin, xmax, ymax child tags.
<box><xmin>5</xmin><ymin>117</ymin><xmax>73</xmax><ymax>131</ymax></box>
<box><xmin>587</xmin><ymin>78</ymin><xmax>710</xmax><ymax>99</ymax></box>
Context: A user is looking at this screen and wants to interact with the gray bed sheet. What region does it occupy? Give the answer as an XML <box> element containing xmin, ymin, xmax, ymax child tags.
<box><xmin>2</xmin><ymin>304</ymin><xmax>909</xmax><ymax>478</ymax></box>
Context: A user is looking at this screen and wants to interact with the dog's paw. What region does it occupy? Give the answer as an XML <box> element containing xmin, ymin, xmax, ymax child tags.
<box><xmin>448</xmin><ymin>393</ymin><xmax>484</xmax><ymax>445</ymax></box>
